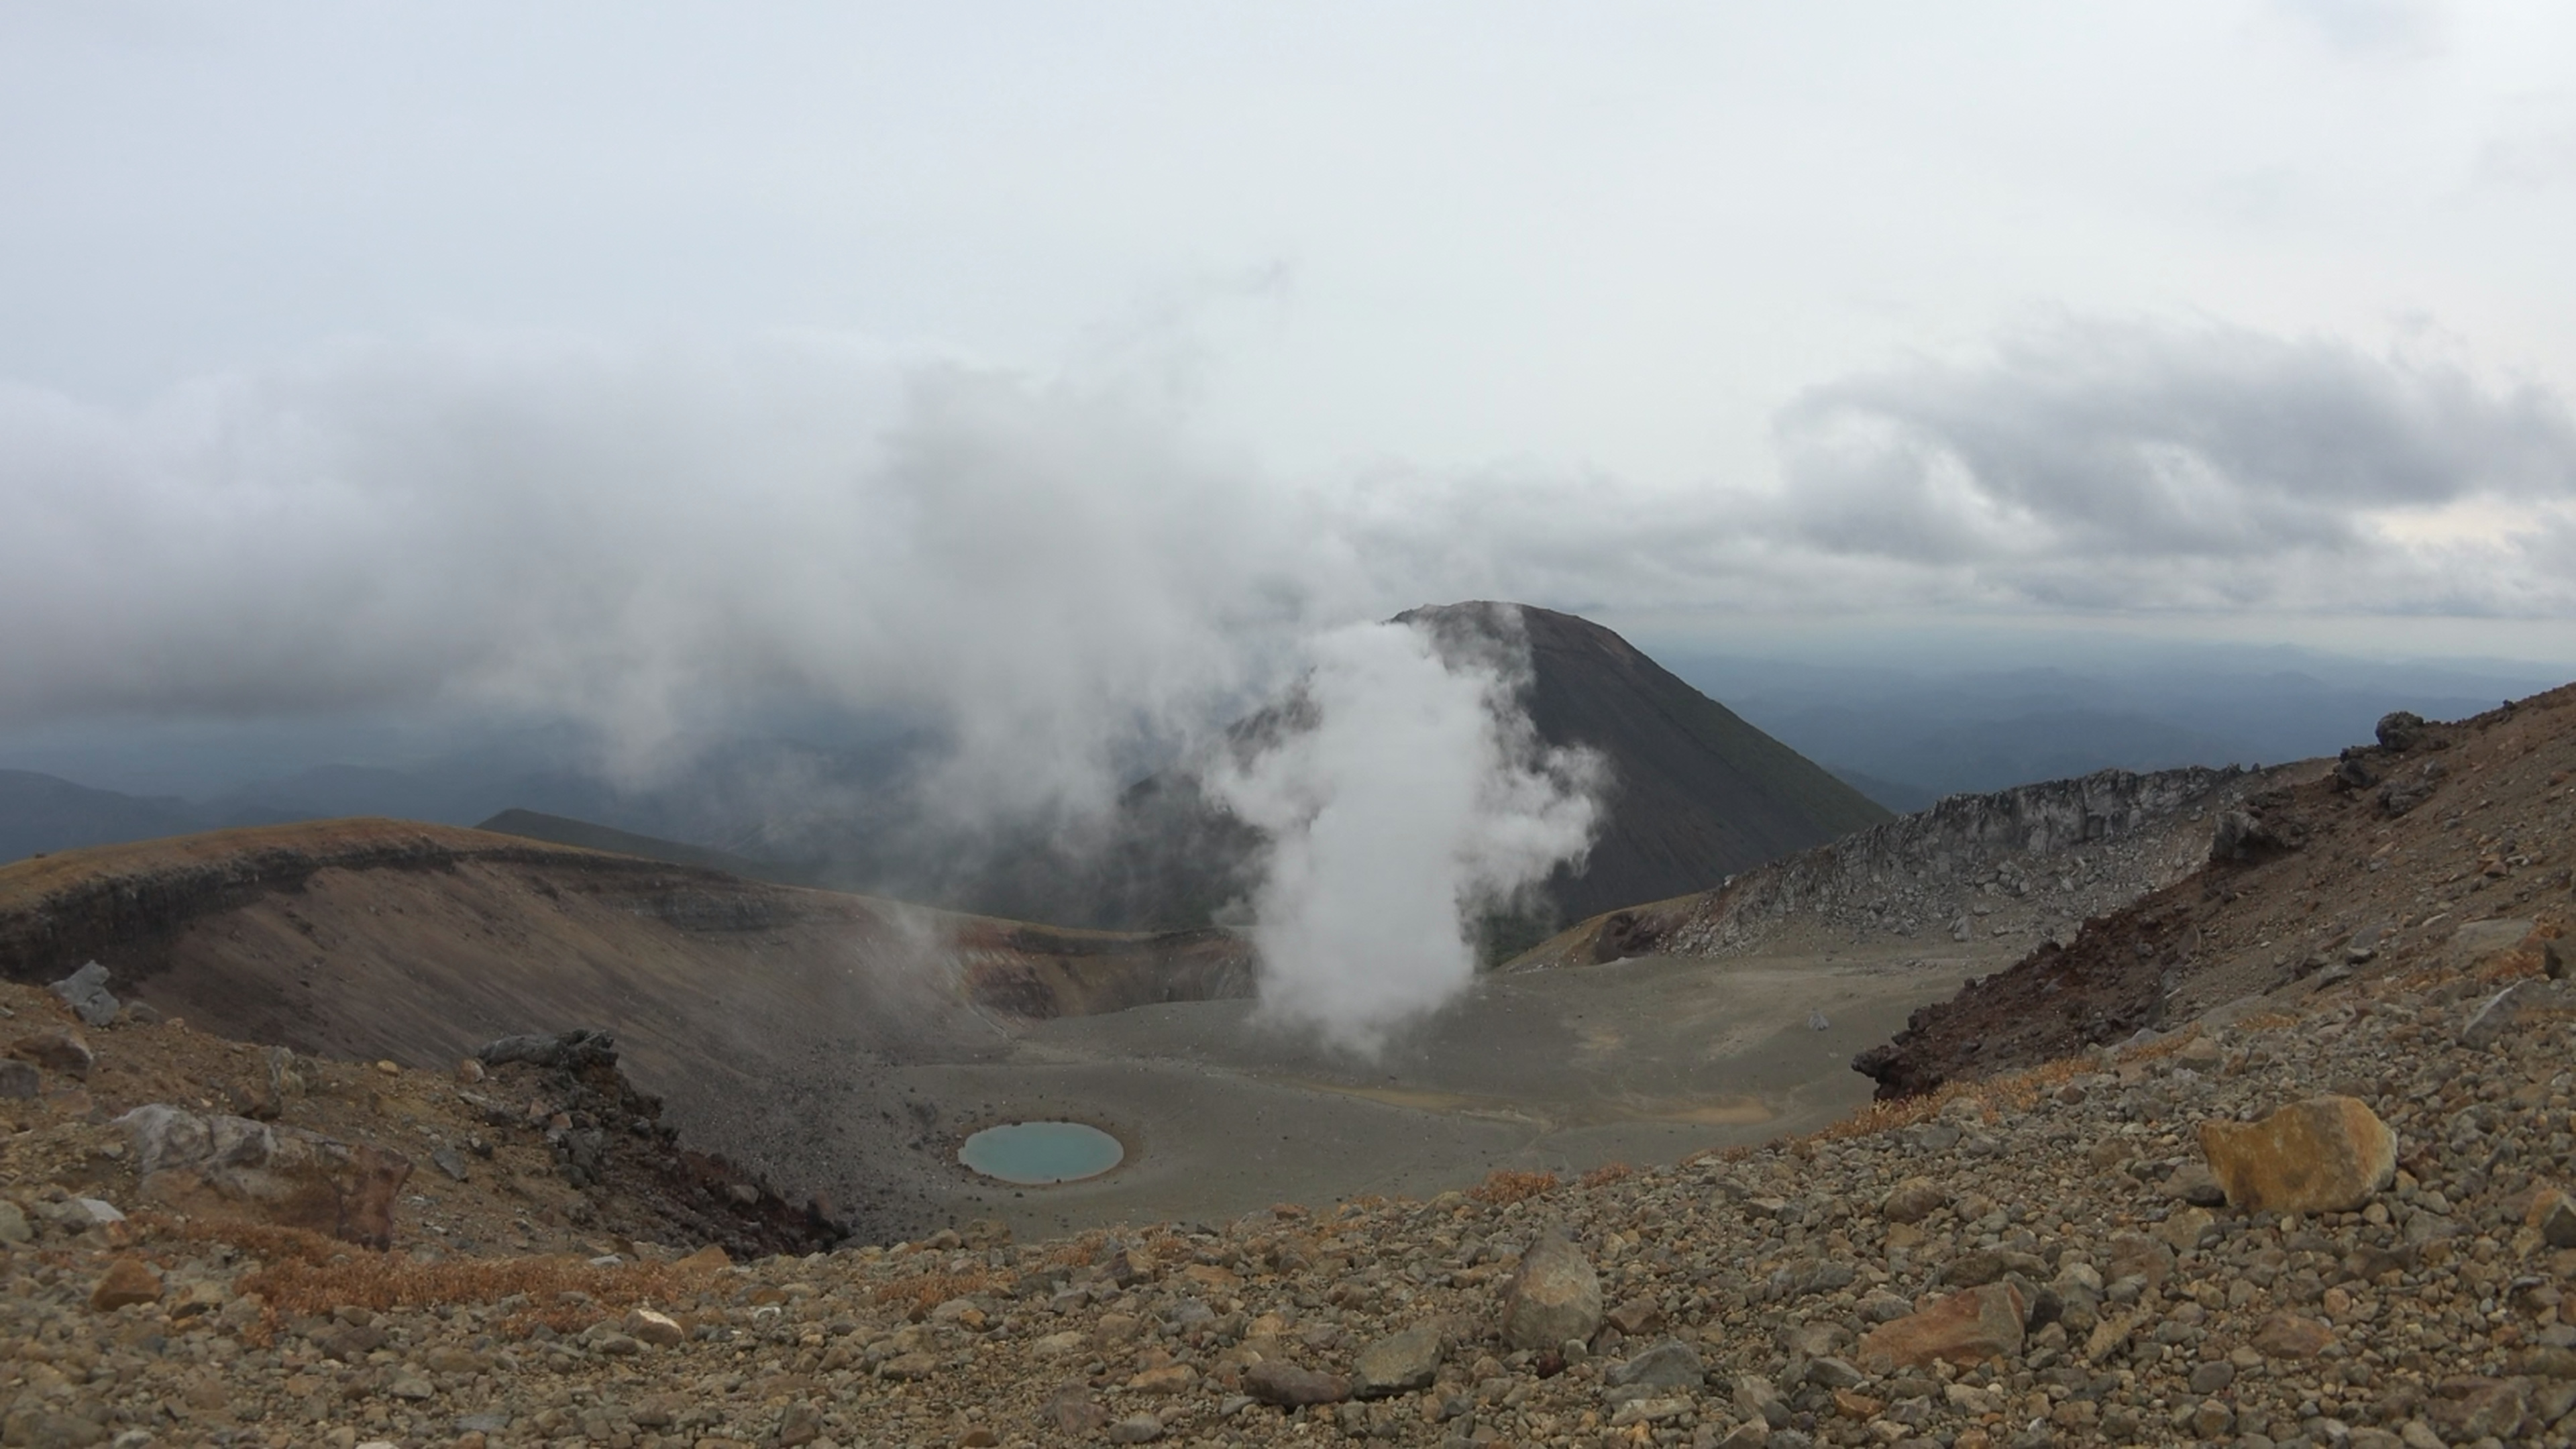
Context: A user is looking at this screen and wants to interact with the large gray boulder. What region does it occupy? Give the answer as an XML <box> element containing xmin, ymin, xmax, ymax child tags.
<box><xmin>1352</xmin><ymin>1323</ymin><xmax>1443</xmax><ymax>1397</ymax></box>
<box><xmin>1499</xmin><ymin>1231</ymin><xmax>1603</xmax><ymax>1351</ymax></box>
<box><xmin>49</xmin><ymin>961</ymin><xmax>119</xmax><ymax>1028</ymax></box>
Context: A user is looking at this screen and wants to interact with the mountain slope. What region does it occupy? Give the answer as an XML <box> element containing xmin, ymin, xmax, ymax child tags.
<box><xmin>0</xmin><ymin>818</ymin><xmax>1250</xmax><ymax>1240</ymax></box>
<box><xmin>1407</xmin><ymin>602</ymin><xmax>1891</xmax><ymax>926</ymax></box>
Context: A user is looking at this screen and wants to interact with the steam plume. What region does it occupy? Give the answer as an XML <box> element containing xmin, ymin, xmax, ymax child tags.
<box><xmin>1209</xmin><ymin>612</ymin><xmax>1603</xmax><ymax>1053</ymax></box>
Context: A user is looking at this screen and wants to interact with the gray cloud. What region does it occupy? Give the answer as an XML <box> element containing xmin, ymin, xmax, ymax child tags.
<box><xmin>1768</xmin><ymin>320</ymin><xmax>2576</xmax><ymax>612</ymax></box>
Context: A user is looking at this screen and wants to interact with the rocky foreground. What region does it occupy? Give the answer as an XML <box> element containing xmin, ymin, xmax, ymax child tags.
<box><xmin>1</xmin><ymin>904</ymin><xmax>2571</xmax><ymax>1448</ymax></box>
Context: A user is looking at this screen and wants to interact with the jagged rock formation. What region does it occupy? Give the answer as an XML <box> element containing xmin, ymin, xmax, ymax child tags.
<box><xmin>1856</xmin><ymin>685</ymin><xmax>2576</xmax><ymax>1099</ymax></box>
<box><xmin>1532</xmin><ymin>764</ymin><xmax>2277</xmax><ymax>968</ymax></box>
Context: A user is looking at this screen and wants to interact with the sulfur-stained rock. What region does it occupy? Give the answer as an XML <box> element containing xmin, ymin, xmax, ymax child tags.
<box><xmin>89</xmin><ymin>1257</ymin><xmax>162</xmax><ymax>1311</ymax></box>
<box><xmin>1856</xmin><ymin>1282</ymin><xmax>2027</xmax><ymax>1371</ymax></box>
<box><xmin>1499</xmin><ymin>1231</ymin><xmax>1602</xmax><ymax>1351</ymax></box>
<box><xmin>2196</xmin><ymin>1095</ymin><xmax>2396</xmax><ymax>1213</ymax></box>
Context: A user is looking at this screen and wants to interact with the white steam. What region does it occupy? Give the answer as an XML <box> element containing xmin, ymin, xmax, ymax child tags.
<box><xmin>1209</xmin><ymin>614</ymin><xmax>1603</xmax><ymax>1053</ymax></box>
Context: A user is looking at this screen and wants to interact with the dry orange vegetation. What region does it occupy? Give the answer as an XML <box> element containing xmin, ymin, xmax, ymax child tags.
<box><xmin>1468</xmin><ymin>1169</ymin><xmax>1558</xmax><ymax>1205</ymax></box>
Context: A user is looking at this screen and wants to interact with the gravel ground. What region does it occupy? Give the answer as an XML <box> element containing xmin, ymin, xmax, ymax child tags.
<box><xmin>4</xmin><ymin>912</ymin><xmax>2569</xmax><ymax>1448</ymax></box>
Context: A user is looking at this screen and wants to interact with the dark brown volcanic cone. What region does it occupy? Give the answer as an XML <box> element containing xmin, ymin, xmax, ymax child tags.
<box><xmin>951</xmin><ymin>602</ymin><xmax>1890</xmax><ymax>935</ymax></box>
<box><xmin>1400</xmin><ymin>602</ymin><xmax>1891</xmax><ymax>926</ymax></box>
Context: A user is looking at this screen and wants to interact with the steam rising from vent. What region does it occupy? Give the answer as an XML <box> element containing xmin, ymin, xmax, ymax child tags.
<box><xmin>1210</xmin><ymin>611</ymin><xmax>1604</xmax><ymax>1053</ymax></box>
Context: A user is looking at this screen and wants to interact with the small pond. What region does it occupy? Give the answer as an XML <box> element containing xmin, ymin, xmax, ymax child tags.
<box><xmin>957</xmin><ymin>1121</ymin><xmax>1124</xmax><ymax>1185</ymax></box>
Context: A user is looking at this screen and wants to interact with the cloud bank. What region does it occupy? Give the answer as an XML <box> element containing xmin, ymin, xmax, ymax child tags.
<box><xmin>3</xmin><ymin>316</ymin><xmax>2573</xmax><ymax>1033</ymax></box>
<box><xmin>1768</xmin><ymin>319</ymin><xmax>2576</xmax><ymax>614</ymax></box>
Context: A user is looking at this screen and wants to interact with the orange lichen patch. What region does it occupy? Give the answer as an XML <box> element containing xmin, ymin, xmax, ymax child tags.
<box><xmin>871</xmin><ymin>1270</ymin><xmax>1006</xmax><ymax>1318</ymax></box>
<box><xmin>2236</xmin><ymin>1011</ymin><xmax>2304</xmax><ymax>1032</ymax></box>
<box><xmin>233</xmin><ymin>1247</ymin><xmax>722</xmax><ymax>1337</ymax></box>
<box><xmin>1469</xmin><ymin>1169</ymin><xmax>1558</xmax><ymax>1205</ymax></box>
<box><xmin>1579</xmin><ymin>1163</ymin><xmax>1633</xmax><ymax>1189</ymax></box>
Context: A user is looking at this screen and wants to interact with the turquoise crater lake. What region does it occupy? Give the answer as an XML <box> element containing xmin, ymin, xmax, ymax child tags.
<box><xmin>957</xmin><ymin>1122</ymin><xmax>1124</xmax><ymax>1185</ymax></box>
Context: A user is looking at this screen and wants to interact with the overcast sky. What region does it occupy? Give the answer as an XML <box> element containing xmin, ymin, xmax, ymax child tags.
<box><xmin>7</xmin><ymin>1</ymin><xmax>2576</xmax><ymax>763</ymax></box>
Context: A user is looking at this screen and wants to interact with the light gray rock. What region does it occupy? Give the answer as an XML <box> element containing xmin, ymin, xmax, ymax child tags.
<box><xmin>1352</xmin><ymin>1322</ymin><xmax>1442</xmax><ymax>1397</ymax></box>
<box><xmin>2461</xmin><ymin>976</ymin><xmax>2571</xmax><ymax>1049</ymax></box>
<box><xmin>48</xmin><ymin>961</ymin><xmax>119</xmax><ymax>1028</ymax></box>
<box><xmin>1607</xmin><ymin>1338</ymin><xmax>1703</xmax><ymax>1391</ymax></box>
<box><xmin>1499</xmin><ymin>1232</ymin><xmax>1602</xmax><ymax>1351</ymax></box>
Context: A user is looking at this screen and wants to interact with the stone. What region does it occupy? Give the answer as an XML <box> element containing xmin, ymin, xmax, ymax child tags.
<box><xmin>2104</xmin><ymin>1233</ymin><xmax>2175</xmax><ymax>1289</ymax></box>
<box><xmin>1039</xmin><ymin>1389</ymin><xmax>1110</xmax><ymax>1436</ymax></box>
<box><xmin>386</xmin><ymin>1369</ymin><xmax>434</xmax><ymax>1399</ymax></box>
<box><xmin>421</xmin><ymin>1346</ymin><xmax>488</xmax><ymax>1374</ymax></box>
<box><xmin>1856</xmin><ymin>1283</ymin><xmax>2027</xmax><ymax>1371</ymax></box>
<box><xmin>1498</xmin><ymin>1231</ymin><xmax>1602</xmax><ymax>1351</ymax></box>
<box><xmin>2429</xmin><ymin>1377</ymin><xmax>2531</xmax><ymax>1441</ymax></box>
<box><xmin>1026</xmin><ymin>1330</ymin><xmax>1085</xmax><ymax>1358</ymax></box>
<box><xmin>1605</xmin><ymin>1294</ymin><xmax>1662</xmax><ymax>1335</ymax></box>
<box><xmin>2249</xmin><ymin>1313</ymin><xmax>2334</xmax><ymax>1359</ymax></box>
<box><xmin>625</xmin><ymin>1309</ymin><xmax>685</xmax><ymax>1346</ymax></box>
<box><xmin>1732</xmin><ymin>1375</ymin><xmax>1790</xmax><ymax>1428</ymax></box>
<box><xmin>1806</xmin><ymin>1356</ymin><xmax>1866</xmax><ymax>1389</ymax></box>
<box><xmin>2196</xmin><ymin>1095</ymin><xmax>2396</xmax><ymax>1213</ymax></box>
<box><xmin>2154</xmin><ymin>1207</ymin><xmax>2215</xmax><ymax>1253</ymax></box>
<box><xmin>1881</xmin><ymin>1177</ymin><xmax>1945</xmax><ymax>1223</ymax></box>
<box><xmin>0</xmin><ymin>1060</ymin><xmax>36</xmax><ymax>1098</ymax></box>
<box><xmin>776</xmin><ymin>1404</ymin><xmax>823</xmax><ymax>1446</ymax></box>
<box><xmin>1106</xmin><ymin>1415</ymin><xmax>1163</xmax><ymax>1444</ymax></box>
<box><xmin>431</xmin><ymin>1147</ymin><xmax>469</xmax><ymax>1182</ymax></box>
<box><xmin>2189</xmin><ymin>1360</ymin><xmax>2236</xmax><ymax>1393</ymax></box>
<box><xmin>0</xmin><ymin>1201</ymin><xmax>28</xmax><ymax>1244</ymax></box>
<box><xmin>877</xmin><ymin>1352</ymin><xmax>937</xmax><ymax>1380</ymax></box>
<box><xmin>1609</xmin><ymin>1338</ymin><xmax>1705</xmax><ymax>1390</ymax></box>
<box><xmin>2462</xmin><ymin>977</ymin><xmax>2574</xmax><ymax>1049</ymax></box>
<box><xmin>87</xmin><ymin>1258</ymin><xmax>161</xmax><ymax>1311</ymax></box>
<box><xmin>10</xmin><ymin>1028</ymin><xmax>95</xmax><ymax>1077</ymax></box>
<box><xmin>1244</xmin><ymin>1359</ymin><xmax>1350</xmax><ymax>1406</ymax></box>
<box><xmin>2161</xmin><ymin>1163</ymin><xmax>2226</xmax><ymax>1206</ymax></box>
<box><xmin>1608</xmin><ymin>1397</ymin><xmax>1691</xmax><ymax>1427</ymax></box>
<box><xmin>48</xmin><ymin>962</ymin><xmax>120</xmax><ymax>1028</ymax></box>
<box><xmin>1125</xmin><ymin>1364</ymin><xmax>1195</xmax><ymax>1394</ymax></box>
<box><xmin>2375</xmin><ymin>710</ymin><xmax>2427</xmax><ymax>751</ymax></box>
<box><xmin>117</xmin><ymin>1104</ymin><xmax>413</xmax><ymax>1248</ymax></box>
<box><xmin>2532</xmin><ymin>1189</ymin><xmax>2576</xmax><ymax>1249</ymax></box>
<box><xmin>1352</xmin><ymin>1323</ymin><xmax>1443</xmax><ymax>1397</ymax></box>
<box><xmin>475</xmin><ymin>1028</ymin><xmax>617</xmax><ymax>1071</ymax></box>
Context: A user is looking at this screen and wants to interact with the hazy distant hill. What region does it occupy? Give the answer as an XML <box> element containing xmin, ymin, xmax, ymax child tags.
<box><xmin>0</xmin><ymin>770</ymin><xmax>288</xmax><ymax>865</ymax></box>
<box><xmin>473</xmin><ymin>808</ymin><xmax>813</xmax><ymax>885</ymax></box>
<box><xmin>1676</xmin><ymin>651</ymin><xmax>2546</xmax><ymax>805</ymax></box>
